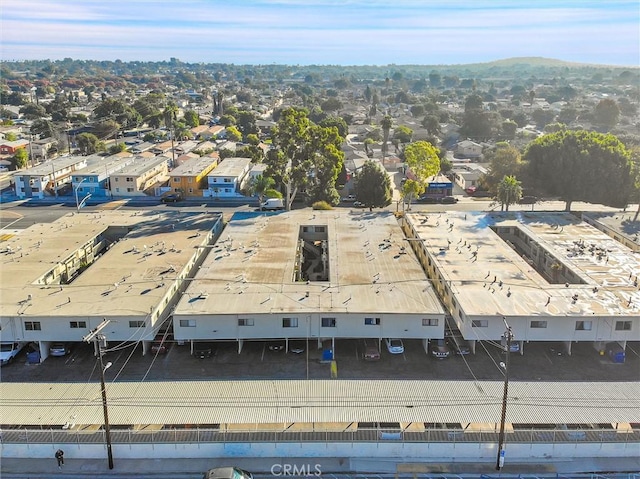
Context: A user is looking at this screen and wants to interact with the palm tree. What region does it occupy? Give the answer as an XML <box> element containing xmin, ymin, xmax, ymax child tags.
<box><xmin>497</xmin><ymin>175</ymin><xmax>523</xmax><ymax>211</ymax></box>
<box><xmin>381</xmin><ymin>115</ymin><xmax>392</xmax><ymax>163</ymax></box>
<box><xmin>250</xmin><ymin>174</ymin><xmax>275</xmax><ymax>203</ymax></box>
<box><xmin>163</xmin><ymin>102</ymin><xmax>178</xmax><ymax>167</ymax></box>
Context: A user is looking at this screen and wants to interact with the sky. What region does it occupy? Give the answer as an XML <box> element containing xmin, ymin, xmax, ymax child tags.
<box><xmin>1</xmin><ymin>0</ymin><xmax>639</xmax><ymax>66</ymax></box>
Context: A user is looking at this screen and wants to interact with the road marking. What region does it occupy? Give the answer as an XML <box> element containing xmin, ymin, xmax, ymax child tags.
<box><xmin>0</xmin><ymin>233</ymin><xmax>15</xmax><ymax>241</ymax></box>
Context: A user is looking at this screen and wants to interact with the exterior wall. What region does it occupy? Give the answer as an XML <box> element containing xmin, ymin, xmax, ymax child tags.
<box><xmin>173</xmin><ymin>313</ymin><xmax>444</xmax><ymax>342</ymax></box>
<box><xmin>111</xmin><ymin>162</ymin><xmax>169</xmax><ymax>197</ymax></box>
<box><xmin>169</xmin><ymin>162</ymin><xmax>217</xmax><ymax>197</ymax></box>
<box><xmin>400</xmin><ymin>217</ymin><xmax>640</xmax><ymax>346</ymax></box>
<box><xmin>2</xmin><ymin>439</ymin><xmax>638</xmax><ymax>465</ymax></box>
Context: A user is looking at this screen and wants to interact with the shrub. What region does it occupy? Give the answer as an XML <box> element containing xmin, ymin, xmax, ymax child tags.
<box><xmin>312</xmin><ymin>201</ymin><xmax>333</xmax><ymax>210</ymax></box>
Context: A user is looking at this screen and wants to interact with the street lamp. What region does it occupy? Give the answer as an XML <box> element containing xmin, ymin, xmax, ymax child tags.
<box><xmin>74</xmin><ymin>177</ymin><xmax>91</xmax><ymax>212</ymax></box>
<box><xmin>496</xmin><ymin>318</ymin><xmax>513</xmax><ymax>470</ymax></box>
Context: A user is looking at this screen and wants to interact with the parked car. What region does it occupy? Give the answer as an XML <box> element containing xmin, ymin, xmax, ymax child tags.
<box><xmin>0</xmin><ymin>342</ymin><xmax>26</xmax><ymax>365</ymax></box>
<box><xmin>363</xmin><ymin>340</ymin><xmax>381</xmax><ymax>361</ymax></box>
<box><xmin>151</xmin><ymin>335</ymin><xmax>167</xmax><ymax>354</ymax></box>
<box><xmin>440</xmin><ymin>196</ymin><xmax>458</xmax><ymax>204</ymax></box>
<box><xmin>342</xmin><ymin>194</ymin><xmax>356</xmax><ymax>202</ymax></box>
<box><xmin>519</xmin><ymin>196</ymin><xmax>538</xmax><ymax>204</ymax></box>
<box><xmin>203</xmin><ymin>467</ymin><xmax>253</xmax><ymax>479</ymax></box>
<box><xmin>385</xmin><ymin>338</ymin><xmax>404</xmax><ymax>354</ymax></box>
<box><xmin>472</xmin><ymin>190</ymin><xmax>492</xmax><ymax>197</ymax></box>
<box><xmin>429</xmin><ymin>339</ymin><xmax>451</xmax><ymax>359</ymax></box>
<box><xmin>161</xmin><ymin>192</ymin><xmax>183</xmax><ymax>203</ymax></box>
<box><xmin>417</xmin><ymin>195</ymin><xmax>438</xmax><ymax>204</ymax></box>
<box><xmin>49</xmin><ymin>342</ymin><xmax>71</xmax><ymax>357</ymax></box>
<box><xmin>353</xmin><ymin>201</ymin><xmax>365</xmax><ymax>208</ymax></box>
<box><xmin>449</xmin><ymin>336</ymin><xmax>471</xmax><ymax>355</ymax></box>
<box><xmin>194</xmin><ymin>342</ymin><xmax>215</xmax><ymax>359</ymax></box>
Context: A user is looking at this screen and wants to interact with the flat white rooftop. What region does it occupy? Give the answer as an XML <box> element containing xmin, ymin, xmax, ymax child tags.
<box><xmin>176</xmin><ymin>210</ymin><xmax>443</xmax><ymax>316</ymax></box>
<box><xmin>0</xmin><ymin>210</ymin><xmax>221</xmax><ymax>321</ymax></box>
<box><xmin>404</xmin><ymin>211</ymin><xmax>640</xmax><ymax>320</ymax></box>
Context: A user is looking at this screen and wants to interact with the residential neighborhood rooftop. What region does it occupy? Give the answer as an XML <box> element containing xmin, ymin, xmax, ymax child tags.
<box><xmin>209</xmin><ymin>157</ymin><xmax>252</xmax><ymax>177</ymax></box>
<box><xmin>168</xmin><ymin>155</ymin><xmax>217</xmax><ymax>176</ymax></box>
<box><xmin>0</xmin><ymin>210</ymin><xmax>221</xmax><ymax>321</ymax></box>
<box><xmin>403</xmin><ymin>211</ymin><xmax>640</xmax><ymax>320</ymax></box>
<box><xmin>175</xmin><ymin>210</ymin><xmax>444</xmax><ymax>317</ymax></box>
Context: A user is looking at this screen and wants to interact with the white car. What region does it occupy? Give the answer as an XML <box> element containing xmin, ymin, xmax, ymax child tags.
<box><xmin>385</xmin><ymin>338</ymin><xmax>404</xmax><ymax>354</ymax></box>
<box><xmin>0</xmin><ymin>342</ymin><xmax>26</xmax><ymax>365</ymax></box>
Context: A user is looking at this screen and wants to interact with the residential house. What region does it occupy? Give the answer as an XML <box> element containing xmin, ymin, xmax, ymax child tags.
<box><xmin>30</xmin><ymin>138</ymin><xmax>58</xmax><ymax>161</ymax></box>
<box><xmin>167</xmin><ymin>156</ymin><xmax>219</xmax><ymax>197</ymax></box>
<box><xmin>110</xmin><ymin>156</ymin><xmax>170</xmax><ymax>197</ymax></box>
<box><xmin>205</xmin><ymin>157</ymin><xmax>252</xmax><ymax>198</ymax></box>
<box><xmin>0</xmin><ymin>139</ymin><xmax>29</xmax><ymax>156</ymax></box>
<box><xmin>14</xmin><ymin>155</ymin><xmax>89</xmax><ymax>199</ymax></box>
<box><xmin>130</xmin><ymin>141</ymin><xmax>155</xmax><ymax>154</ymax></box>
<box><xmin>455</xmin><ymin>140</ymin><xmax>483</xmax><ymax>159</ymax></box>
<box><xmin>72</xmin><ymin>156</ymin><xmax>136</xmax><ymax>200</ymax></box>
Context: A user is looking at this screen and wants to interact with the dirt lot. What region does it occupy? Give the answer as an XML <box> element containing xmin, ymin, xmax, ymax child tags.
<box><xmin>2</xmin><ymin>339</ymin><xmax>638</xmax><ymax>383</ymax></box>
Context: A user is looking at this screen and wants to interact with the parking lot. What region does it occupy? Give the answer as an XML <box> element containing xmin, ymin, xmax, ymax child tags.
<box><xmin>1</xmin><ymin>338</ymin><xmax>638</xmax><ymax>383</ymax></box>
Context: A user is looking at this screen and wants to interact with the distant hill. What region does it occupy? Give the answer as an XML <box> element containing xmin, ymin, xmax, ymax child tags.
<box><xmin>477</xmin><ymin>57</ymin><xmax>615</xmax><ymax>68</ymax></box>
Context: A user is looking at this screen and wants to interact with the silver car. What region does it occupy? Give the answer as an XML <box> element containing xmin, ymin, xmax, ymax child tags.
<box><xmin>385</xmin><ymin>338</ymin><xmax>404</xmax><ymax>354</ymax></box>
<box><xmin>49</xmin><ymin>342</ymin><xmax>71</xmax><ymax>357</ymax></box>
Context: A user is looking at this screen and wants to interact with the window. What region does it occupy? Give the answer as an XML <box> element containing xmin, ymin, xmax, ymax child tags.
<box><xmin>115</xmin><ymin>177</ymin><xmax>119</xmax><ymax>182</ymax></box>
<box><xmin>282</xmin><ymin>317</ymin><xmax>298</xmax><ymax>328</ymax></box>
<box><xmin>126</xmin><ymin>177</ymin><xmax>133</xmax><ymax>182</ymax></box>
<box><xmin>224</xmin><ymin>178</ymin><xmax>232</xmax><ymax>183</ymax></box>
<box><xmin>129</xmin><ymin>320</ymin><xmax>146</xmax><ymax>328</ymax></box>
<box><xmin>575</xmin><ymin>321</ymin><xmax>592</xmax><ymax>331</ymax></box>
<box><xmin>322</xmin><ymin>317</ymin><xmax>336</xmax><ymax>327</ymax></box>
<box><xmin>315</xmin><ymin>226</ymin><xmax>326</xmax><ymax>233</ymax></box>
<box><xmin>25</xmin><ymin>321</ymin><xmax>41</xmax><ymax>331</ymax></box>
<box><xmin>238</xmin><ymin>318</ymin><xmax>254</xmax><ymax>326</ymax></box>
<box><xmin>472</xmin><ymin>320</ymin><xmax>488</xmax><ymax>328</ymax></box>
<box><xmin>422</xmin><ymin>318</ymin><xmax>439</xmax><ymax>326</ymax></box>
<box><xmin>70</xmin><ymin>321</ymin><xmax>87</xmax><ymax>328</ymax></box>
<box><xmin>173</xmin><ymin>178</ymin><xmax>180</xmax><ymax>183</ymax></box>
<box><xmin>615</xmin><ymin>321</ymin><xmax>632</xmax><ymax>331</ymax></box>
<box><xmin>127</xmin><ymin>187</ymin><xmax>134</xmax><ymax>192</ymax></box>
<box><xmin>364</xmin><ymin>317</ymin><xmax>380</xmax><ymax>326</ymax></box>
<box><xmin>530</xmin><ymin>320</ymin><xmax>547</xmax><ymax>328</ymax></box>
<box><xmin>179</xmin><ymin>319</ymin><xmax>196</xmax><ymax>327</ymax></box>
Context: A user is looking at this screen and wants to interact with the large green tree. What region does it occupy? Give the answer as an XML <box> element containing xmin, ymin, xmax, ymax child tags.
<box><xmin>93</xmin><ymin>98</ymin><xmax>141</xmax><ymax>132</ymax></box>
<box><xmin>403</xmin><ymin>141</ymin><xmax>441</xmax><ymax>185</ymax></box>
<box><xmin>267</xmin><ymin>107</ymin><xmax>345</xmax><ymax>208</ymax></box>
<box><xmin>524</xmin><ymin>130</ymin><xmax>633</xmax><ymax>211</ymax></box>
<box><xmin>13</xmin><ymin>148</ymin><xmax>29</xmax><ymax>169</ymax></box>
<box><xmin>183</xmin><ymin>110</ymin><xmax>200</xmax><ymax>128</ymax></box>
<box><xmin>76</xmin><ymin>133</ymin><xmax>104</xmax><ymax>155</ymax></box>
<box><xmin>483</xmin><ymin>143</ymin><xmax>523</xmax><ymax>193</ymax></box>
<box><xmin>593</xmin><ymin>98</ymin><xmax>620</xmax><ymax>130</ymax></box>
<box><xmin>354</xmin><ymin>160</ymin><xmax>392</xmax><ymax>211</ymax></box>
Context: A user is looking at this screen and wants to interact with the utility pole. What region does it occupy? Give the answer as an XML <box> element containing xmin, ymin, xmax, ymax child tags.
<box><xmin>496</xmin><ymin>317</ymin><xmax>513</xmax><ymax>470</ymax></box>
<box><xmin>82</xmin><ymin>319</ymin><xmax>114</xmax><ymax>470</ymax></box>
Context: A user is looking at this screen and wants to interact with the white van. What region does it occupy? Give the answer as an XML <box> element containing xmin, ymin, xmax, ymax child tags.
<box><xmin>0</xmin><ymin>342</ymin><xmax>26</xmax><ymax>366</ymax></box>
<box><xmin>260</xmin><ymin>198</ymin><xmax>284</xmax><ymax>211</ymax></box>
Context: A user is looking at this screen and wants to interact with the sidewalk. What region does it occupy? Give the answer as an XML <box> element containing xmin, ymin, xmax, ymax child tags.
<box><xmin>1</xmin><ymin>457</ymin><xmax>352</xmax><ymax>478</ymax></box>
<box><xmin>2</xmin><ymin>456</ymin><xmax>638</xmax><ymax>478</ymax></box>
